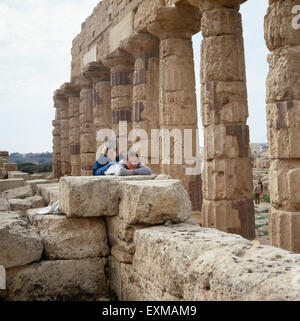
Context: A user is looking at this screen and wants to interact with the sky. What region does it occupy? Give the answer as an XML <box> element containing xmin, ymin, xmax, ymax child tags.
<box><xmin>0</xmin><ymin>0</ymin><xmax>269</xmax><ymax>153</ymax></box>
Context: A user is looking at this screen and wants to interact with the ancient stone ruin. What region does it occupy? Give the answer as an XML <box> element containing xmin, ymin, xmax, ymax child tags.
<box><xmin>1</xmin><ymin>0</ymin><xmax>300</xmax><ymax>301</ymax></box>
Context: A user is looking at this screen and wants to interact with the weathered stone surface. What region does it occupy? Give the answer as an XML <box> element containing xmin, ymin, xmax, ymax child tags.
<box><xmin>3</xmin><ymin>163</ymin><xmax>18</xmax><ymax>172</ymax></box>
<box><xmin>266</xmin><ymin>47</ymin><xmax>300</xmax><ymax>103</ymax></box>
<box><xmin>36</xmin><ymin>183</ymin><xmax>59</xmax><ymax>205</ymax></box>
<box><xmin>0</xmin><ymin>168</ymin><xmax>7</xmax><ymax>179</ymax></box>
<box><xmin>111</xmin><ymin>245</ymin><xmax>133</xmax><ymax>263</ymax></box>
<box><xmin>0</xmin><ymin>179</ymin><xmax>25</xmax><ymax>193</ymax></box>
<box><xmin>269</xmin><ymin>159</ymin><xmax>300</xmax><ymax>211</ymax></box>
<box><xmin>0</xmin><ymin>198</ymin><xmax>11</xmax><ymax>211</ymax></box>
<box><xmin>25</xmin><ymin>179</ymin><xmax>50</xmax><ymax>194</ymax></box>
<box><xmin>266</xmin><ymin>101</ymin><xmax>300</xmax><ymax>158</ymax></box>
<box><xmin>204</xmin><ymin>124</ymin><xmax>250</xmax><ymax>159</ymax></box>
<box><xmin>264</xmin><ymin>0</ymin><xmax>300</xmax><ymax>51</ymax></box>
<box><xmin>0</xmin><ymin>185</ymin><xmax>33</xmax><ymax>200</ymax></box>
<box><xmin>7</xmin><ymin>172</ymin><xmax>30</xmax><ymax>181</ymax></box>
<box><xmin>201</xmin><ymin>35</ymin><xmax>245</xmax><ymax>83</ymax></box>
<box><xmin>119</xmin><ymin>180</ymin><xmax>191</xmax><ymax>225</ymax></box>
<box><xmin>9</xmin><ymin>196</ymin><xmax>44</xmax><ymax>212</ymax></box>
<box><xmin>0</xmin><ymin>212</ymin><xmax>43</xmax><ymax>269</ymax></box>
<box><xmin>27</xmin><ymin>210</ymin><xmax>109</xmax><ymax>260</ymax></box>
<box><xmin>201</xmin><ymin>81</ymin><xmax>248</xmax><ymax>126</ymax></box>
<box><xmin>59</xmin><ymin>176</ymin><xmax>120</xmax><ymax>217</ymax></box>
<box><xmin>126</xmin><ymin>224</ymin><xmax>300</xmax><ymax>301</ymax></box>
<box><xmin>4</xmin><ymin>258</ymin><xmax>107</xmax><ymax>301</ymax></box>
<box><xmin>269</xmin><ymin>208</ymin><xmax>300</xmax><ymax>253</ymax></box>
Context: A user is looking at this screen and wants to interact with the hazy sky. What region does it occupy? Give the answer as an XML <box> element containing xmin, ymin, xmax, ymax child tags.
<box><xmin>0</xmin><ymin>0</ymin><xmax>269</xmax><ymax>153</ymax></box>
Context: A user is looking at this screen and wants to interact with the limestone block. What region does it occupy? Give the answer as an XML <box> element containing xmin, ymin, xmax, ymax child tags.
<box><xmin>201</xmin><ymin>81</ymin><xmax>248</xmax><ymax>126</ymax></box>
<box><xmin>264</xmin><ymin>0</ymin><xmax>300</xmax><ymax>51</ymax></box>
<box><xmin>9</xmin><ymin>196</ymin><xmax>44</xmax><ymax>212</ymax></box>
<box><xmin>27</xmin><ymin>211</ymin><xmax>109</xmax><ymax>260</ymax></box>
<box><xmin>119</xmin><ymin>180</ymin><xmax>191</xmax><ymax>225</ymax></box>
<box><xmin>59</xmin><ymin>176</ymin><xmax>120</xmax><ymax>217</ymax></box>
<box><xmin>202</xmin><ymin>199</ymin><xmax>255</xmax><ymax>239</ymax></box>
<box><xmin>25</xmin><ymin>179</ymin><xmax>50</xmax><ymax>194</ymax></box>
<box><xmin>111</xmin><ymin>246</ymin><xmax>133</xmax><ymax>264</ymax></box>
<box><xmin>191</xmin><ymin>211</ymin><xmax>202</xmax><ymax>226</ymax></box>
<box><xmin>201</xmin><ymin>8</ymin><xmax>242</xmax><ymax>38</ymax></box>
<box><xmin>80</xmin><ymin>133</ymin><xmax>96</xmax><ymax>153</ymax></box>
<box><xmin>3</xmin><ymin>163</ymin><xmax>18</xmax><ymax>172</ymax></box>
<box><xmin>0</xmin><ymin>185</ymin><xmax>33</xmax><ymax>200</ymax></box>
<box><xmin>269</xmin><ymin>207</ymin><xmax>300</xmax><ymax>253</ymax></box>
<box><xmin>132</xmin><ymin>224</ymin><xmax>300</xmax><ymax>301</ymax></box>
<box><xmin>266</xmin><ymin>47</ymin><xmax>300</xmax><ymax>103</ymax></box>
<box><xmin>0</xmin><ymin>212</ymin><xmax>43</xmax><ymax>269</ymax></box>
<box><xmin>71</xmin><ymin>165</ymin><xmax>81</xmax><ymax>177</ymax></box>
<box><xmin>7</xmin><ymin>171</ymin><xmax>30</xmax><ymax>181</ymax></box>
<box><xmin>204</xmin><ymin>124</ymin><xmax>250</xmax><ymax>159</ymax></box>
<box><xmin>4</xmin><ymin>258</ymin><xmax>107</xmax><ymax>301</ymax></box>
<box><xmin>0</xmin><ymin>168</ymin><xmax>7</xmax><ymax>179</ymax></box>
<box><xmin>0</xmin><ymin>179</ymin><xmax>25</xmax><ymax>193</ymax></box>
<box><xmin>202</xmin><ymin>158</ymin><xmax>253</xmax><ymax>201</ymax></box>
<box><xmin>36</xmin><ymin>183</ymin><xmax>59</xmax><ymax>205</ymax></box>
<box><xmin>0</xmin><ymin>198</ymin><xmax>11</xmax><ymax>211</ymax></box>
<box><xmin>267</xmin><ymin>101</ymin><xmax>300</xmax><ymax>158</ymax></box>
<box><xmin>132</xmin><ymin>224</ymin><xmax>250</xmax><ymax>299</ymax></box>
<box><xmin>269</xmin><ymin>159</ymin><xmax>300</xmax><ymax>210</ymax></box>
<box><xmin>201</xmin><ymin>35</ymin><xmax>245</xmax><ymax>83</ymax></box>
<box><xmin>30</xmin><ymin>173</ymin><xmax>48</xmax><ymax>180</ymax></box>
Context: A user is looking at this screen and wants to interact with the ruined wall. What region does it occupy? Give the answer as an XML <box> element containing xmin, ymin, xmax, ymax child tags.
<box><xmin>1</xmin><ymin>176</ymin><xmax>300</xmax><ymax>301</ymax></box>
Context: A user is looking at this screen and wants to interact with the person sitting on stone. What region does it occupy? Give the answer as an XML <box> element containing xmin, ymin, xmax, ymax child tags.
<box><xmin>105</xmin><ymin>151</ymin><xmax>152</xmax><ymax>176</ymax></box>
<box><xmin>93</xmin><ymin>138</ymin><xmax>151</xmax><ymax>176</ymax></box>
<box><xmin>93</xmin><ymin>137</ymin><xmax>124</xmax><ymax>176</ymax></box>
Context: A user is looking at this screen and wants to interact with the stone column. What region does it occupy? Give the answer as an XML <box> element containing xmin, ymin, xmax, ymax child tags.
<box><xmin>102</xmin><ymin>49</ymin><xmax>134</xmax><ymax>154</ymax></box>
<box><xmin>77</xmin><ymin>75</ymin><xmax>96</xmax><ymax>176</ymax></box>
<box><xmin>61</xmin><ymin>82</ymin><xmax>81</xmax><ymax>177</ymax></box>
<box><xmin>122</xmin><ymin>32</ymin><xmax>161</xmax><ymax>174</ymax></box>
<box><xmin>82</xmin><ymin>62</ymin><xmax>111</xmax><ymax>160</ymax></box>
<box><xmin>265</xmin><ymin>0</ymin><xmax>300</xmax><ymax>252</ymax></box>
<box><xmin>52</xmin><ymin>90</ymin><xmax>62</xmax><ymax>179</ymax></box>
<box><xmin>54</xmin><ymin>88</ymin><xmax>71</xmax><ymax>176</ymax></box>
<box><xmin>199</xmin><ymin>0</ymin><xmax>255</xmax><ymax>239</ymax></box>
<box><xmin>147</xmin><ymin>5</ymin><xmax>203</xmax><ymax>210</ymax></box>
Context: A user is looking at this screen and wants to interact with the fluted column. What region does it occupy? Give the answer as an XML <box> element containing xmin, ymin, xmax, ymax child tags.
<box><xmin>265</xmin><ymin>0</ymin><xmax>300</xmax><ymax>252</ymax></box>
<box><xmin>82</xmin><ymin>62</ymin><xmax>111</xmax><ymax>160</ymax></box>
<box><xmin>198</xmin><ymin>0</ymin><xmax>255</xmax><ymax>239</ymax></box>
<box><xmin>122</xmin><ymin>32</ymin><xmax>161</xmax><ymax>173</ymax></box>
<box><xmin>103</xmin><ymin>49</ymin><xmax>134</xmax><ymax>154</ymax></box>
<box><xmin>54</xmin><ymin>88</ymin><xmax>70</xmax><ymax>176</ymax></box>
<box><xmin>77</xmin><ymin>75</ymin><xmax>96</xmax><ymax>176</ymax></box>
<box><xmin>52</xmin><ymin>90</ymin><xmax>63</xmax><ymax>178</ymax></box>
<box><xmin>147</xmin><ymin>5</ymin><xmax>203</xmax><ymax>210</ymax></box>
<box><xmin>61</xmin><ymin>82</ymin><xmax>81</xmax><ymax>176</ymax></box>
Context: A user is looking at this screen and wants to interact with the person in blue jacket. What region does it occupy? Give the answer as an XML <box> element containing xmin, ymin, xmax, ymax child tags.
<box><xmin>92</xmin><ymin>138</ymin><xmax>152</xmax><ymax>176</ymax></box>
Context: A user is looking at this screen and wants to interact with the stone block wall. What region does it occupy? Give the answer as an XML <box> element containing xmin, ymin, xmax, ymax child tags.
<box><xmin>2</xmin><ymin>176</ymin><xmax>300</xmax><ymax>301</ymax></box>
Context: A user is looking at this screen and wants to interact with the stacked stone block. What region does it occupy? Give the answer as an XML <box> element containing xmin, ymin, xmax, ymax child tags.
<box><xmin>265</xmin><ymin>0</ymin><xmax>300</xmax><ymax>252</ymax></box>
<box><xmin>199</xmin><ymin>0</ymin><xmax>255</xmax><ymax>239</ymax></box>
<box><xmin>122</xmin><ymin>32</ymin><xmax>161</xmax><ymax>174</ymax></box>
<box><xmin>54</xmin><ymin>89</ymin><xmax>70</xmax><ymax>176</ymax></box>
<box><xmin>102</xmin><ymin>49</ymin><xmax>135</xmax><ymax>154</ymax></box>
<box><xmin>147</xmin><ymin>5</ymin><xmax>203</xmax><ymax>210</ymax></box>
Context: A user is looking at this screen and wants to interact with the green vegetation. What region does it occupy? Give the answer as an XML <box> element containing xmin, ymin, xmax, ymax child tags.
<box><xmin>262</xmin><ymin>195</ymin><xmax>270</xmax><ymax>203</ymax></box>
<box><xmin>10</xmin><ymin>152</ymin><xmax>52</xmax><ymax>165</ymax></box>
<box><xmin>18</xmin><ymin>163</ymin><xmax>52</xmax><ymax>174</ymax></box>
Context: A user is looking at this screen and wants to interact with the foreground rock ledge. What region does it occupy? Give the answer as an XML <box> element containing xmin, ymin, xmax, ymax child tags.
<box><xmin>112</xmin><ymin>224</ymin><xmax>300</xmax><ymax>301</ymax></box>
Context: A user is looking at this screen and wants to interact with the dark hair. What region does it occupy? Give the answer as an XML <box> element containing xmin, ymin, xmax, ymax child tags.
<box><xmin>127</xmin><ymin>151</ymin><xmax>139</xmax><ymax>158</ymax></box>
